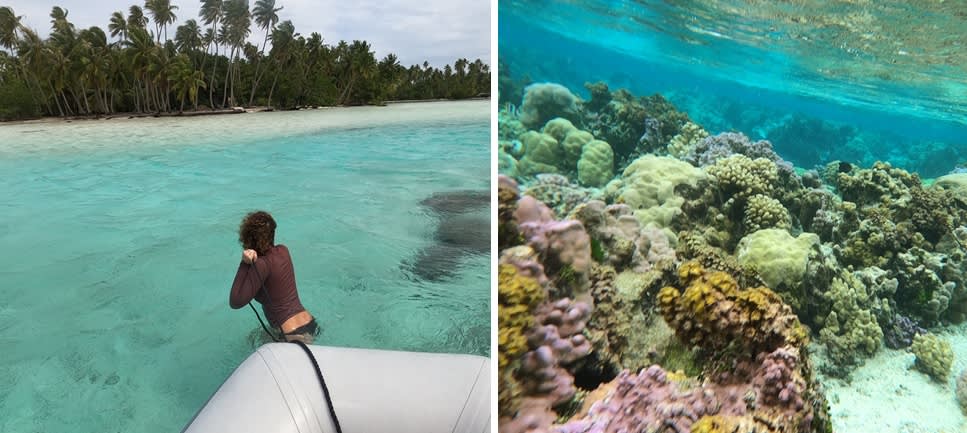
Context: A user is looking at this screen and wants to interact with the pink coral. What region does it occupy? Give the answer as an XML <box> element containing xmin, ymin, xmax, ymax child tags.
<box><xmin>519</xmin><ymin>297</ymin><xmax>593</xmax><ymax>405</ymax></box>
<box><xmin>516</xmin><ymin>196</ymin><xmax>593</xmax><ymax>293</ymax></box>
<box><xmin>553</xmin><ymin>366</ymin><xmax>733</xmax><ymax>433</ymax></box>
<box><xmin>551</xmin><ymin>346</ymin><xmax>818</xmax><ymax>433</ymax></box>
<box><xmin>569</xmin><ymin>200</ymin><xmax>677</xmax><ymax>272</ymax></box>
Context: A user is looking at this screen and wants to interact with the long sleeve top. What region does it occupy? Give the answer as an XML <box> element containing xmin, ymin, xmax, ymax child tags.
<box><xmin>229</xmin><ymin>244</ymin><xmax>306</xmax><ymax>328</ymax></box>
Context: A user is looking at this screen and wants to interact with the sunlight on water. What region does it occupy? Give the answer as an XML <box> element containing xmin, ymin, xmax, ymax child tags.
<box><xmin>502</xmin><ymin>0</ymin><xmax>967</xmax><ymax>126</ymax></box>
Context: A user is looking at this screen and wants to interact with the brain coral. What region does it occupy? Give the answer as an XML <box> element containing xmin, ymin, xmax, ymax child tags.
<box><xmin>517</xmin><ymin>130</ymin><xmax>563</xmax><ymax>177</ymax></box>
<box><xmin>736</xmin><ymin>228</ymin><xmax>820</xmax><ymax>292</ymax></box>
<box><xmin>519</xmin><ymin>82</ymin><xmax>581</xmax><ymax>129</ymax></box>
<box><xmin>610</xmin><ymin>155</ymin><xmax>707</xmax><ymax>228</ymax></box>
<box><xmin>576</xmin><ymin>140</ymin><xmax>615</xmax><ymax>187</ymax></box>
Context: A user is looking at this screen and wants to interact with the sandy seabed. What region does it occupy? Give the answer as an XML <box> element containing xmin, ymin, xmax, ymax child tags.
<box><xmin>820</xmin><ymin>323</ymin><xmax>967</xmax><ymax>433</ymax></box>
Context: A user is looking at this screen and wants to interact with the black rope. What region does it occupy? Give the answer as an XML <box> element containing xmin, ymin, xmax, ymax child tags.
<box><xmin>248</xmin><ymin>302</ymin><xmax>282</xmax><ymax>342</ymax></box>
<box><xmin>242</xmin><ymin>255</ymin><xmax>343</xmax><ymax>432</ymax></box>
<box><xmin>291</xmin><ymin>339</ymin><xmax>344</xmax><ymax>433</ymax></box>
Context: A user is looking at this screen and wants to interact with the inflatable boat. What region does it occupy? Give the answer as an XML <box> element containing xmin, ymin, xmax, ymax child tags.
<box><xmin>181</xmin><ymin>343</ymin><xmax>491</xmax><ymax>433</ymax></box>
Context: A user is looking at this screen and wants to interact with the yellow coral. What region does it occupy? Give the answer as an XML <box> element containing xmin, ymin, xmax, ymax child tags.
<box><xmin>707</xmin><ymin>154</ymin><xmax>778</xmax><ymax>199</ymax></box>
<box><xmin>692</xmin><ymin>415</ymin><xmax>777</xmax><ymax>433</ymax></box>
<box><xmin>691</xmin><ymin>416</ymin><xmax>732</xmax><ymax>433</ymax></box>
<box><xmin>658</xmin><ymin>261</ymin><xmax>808</xmax><ymax>355</ymax></box>
<box><xmin>498</xmin><ymin>264</ymin><xmax>545</xmax><ymax>369</ymax></box>
<box><xmin>667</xmin><ymin>121</ymin><xmax>708</xmax><ymax>159</ymax></box>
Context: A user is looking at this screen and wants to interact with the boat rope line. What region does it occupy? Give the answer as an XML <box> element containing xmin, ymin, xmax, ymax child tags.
<box><xmin>292</xmin><ymin>339</ymin><xmax>344</xmax><ymax>433</ymax></box>
<box><xmin>247</xmin><ymin>261</ymin><xmax>344</xmax><ymax>433</ymax></box>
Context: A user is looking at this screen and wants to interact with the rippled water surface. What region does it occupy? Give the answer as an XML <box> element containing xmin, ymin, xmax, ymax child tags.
<box><xmin>0</xmin><ymin>100</ymin><xmax>490</xmax><ymax>432</ymax></box>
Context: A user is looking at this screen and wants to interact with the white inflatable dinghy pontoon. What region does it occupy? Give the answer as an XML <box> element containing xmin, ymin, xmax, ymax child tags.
<box><xmin>181</xmin><ymin>343</ymin><xmax>491</xmax><ymax>433</ymax></box>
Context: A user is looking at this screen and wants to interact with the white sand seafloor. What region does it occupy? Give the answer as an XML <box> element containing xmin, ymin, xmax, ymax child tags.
<box><xmin>0</xmin><ymin>100</ymin><xmax>488</xmax><ymax>156</ymax></box>
<box><xmin>818</xmin><ymin>323</ymin><xmax>967</xmax><ymax>433</ymax></box>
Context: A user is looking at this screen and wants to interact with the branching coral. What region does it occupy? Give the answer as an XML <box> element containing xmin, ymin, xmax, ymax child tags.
<box><xmin>667</xmin><ymin>121</ymin><xmax>709</xmax><ymax>159</ymax></box>
<box><xmin>743</xmin><ymin>194</ymin><xmax>792</xmax><ymax>233</ymax></box>
<box><xmin>522</xmin><ymin>174</ymin><xmax>594</xmax><ymax>218</ymax></box>
<box><xmin>816</xmin><ymin>273</ymin><xmax>884</xmax><ymax>377</ymax></box>
<box><xmin>684</xmin><ymin>131</ymin><xmax>784</xmax><ymax>168</ymax></box>
<box><xmin>707</xmin><ymin>154</ymin><xmax>779</xmax><ymax>200</ymax></box>
<box><xmin>580</xmin><ymin>82</ymin><xmax>690</xmax><ymax>164</ymax></box>
<box><xmin>911</xmin><ymin>333</ymin><xmax>954</xmax><ymax>382</ymax></box>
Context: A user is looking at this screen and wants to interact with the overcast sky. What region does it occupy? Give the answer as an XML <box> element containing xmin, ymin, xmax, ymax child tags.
<box><xmin>5</xmin><ymin>0</ymin><xmax>490</xmax><ymax>67</ymax></box>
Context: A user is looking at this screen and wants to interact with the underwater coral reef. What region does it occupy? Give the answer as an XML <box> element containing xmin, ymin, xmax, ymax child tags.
<box><xmin>498</xmin><ymin>80</ymin><xmax>967</xmax><ymax>432</ymax></box>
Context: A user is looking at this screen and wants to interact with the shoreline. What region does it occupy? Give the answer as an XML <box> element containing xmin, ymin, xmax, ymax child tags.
<box><xmin>0</xmin><ymin>98</ymin><xmax>490</xmax><ymax>126</ymax></box>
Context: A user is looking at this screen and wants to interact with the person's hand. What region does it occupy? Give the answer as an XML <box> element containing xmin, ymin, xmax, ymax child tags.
<box><xmin>242</xmin><ymin>249</ymin><xmax>258</xmax><ymax>264</ymax></box>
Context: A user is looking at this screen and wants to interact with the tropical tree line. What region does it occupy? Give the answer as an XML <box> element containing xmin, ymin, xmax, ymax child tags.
<box><xmin>0</xmin><ymin>1</ymin><xmax>490</xmax><ymax>120</ymax></box>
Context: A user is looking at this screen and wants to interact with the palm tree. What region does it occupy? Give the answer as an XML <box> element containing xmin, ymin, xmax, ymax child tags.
<box><xmin>0</xmin><ymin>6</ymin><xmax>22</xmax><ymax>52</ymax></box>
<box><xmin>128</xmin><ymin>6</ymin><xmax>148</xmax><ymax>30</ymax></box>
<box><xmin>219</xmin><ymin>0</ymin><xmax>251</xmax><ymax>107</ymax></box>
<box><xmin>170</xmin><ymin>54</ymin><xmax>205</xmax><ymax>111</ymax></box>
<box><xmin>265</xmin><ymin>19</ymin><xmax>294</xmax><ymax>106</ymax></box>
<box><xmin>108</xmin><ymin>11</ymin><xmax>128</xmax><ymax>43</ymax></box>
<box><xmin>145</xmin><ymin>0</ymin><xmax>178</xmax><ymax>43</ymax></box>
<box><xmin>199</xmin><ymin>0</ymin><xmax>223</xmax><ymax>108</ymax></box>
<box><xmin>336</xmin><ymin>40</ymin><xmax>376</xmax><ymax>105</ymax></box>
<box><xmin>174</xmin><ymin>19</ymin><xmax>202</xmax><ymax>54</ymax></box>
<box><xmin>127</xmin><ymin>26</ymin><xmax>157</xmax><ymax>112</ymax></box>
<box><xmin>247</xmin><ymin>0</ymin><xmax>281</xmax><ymax>105</ymax></box>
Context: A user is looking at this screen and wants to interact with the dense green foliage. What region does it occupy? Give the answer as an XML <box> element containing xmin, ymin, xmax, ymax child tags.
<box><xmin>0</xmin><ymin>1</ymin><xmax>489</xmax><ymax>120</ymax></box>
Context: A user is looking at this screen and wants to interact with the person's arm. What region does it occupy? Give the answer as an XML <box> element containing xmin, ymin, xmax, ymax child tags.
<box><xmin>229</xmin><ymin>257</ymin><xmax>270</xmax><ymax>309</ymax></box>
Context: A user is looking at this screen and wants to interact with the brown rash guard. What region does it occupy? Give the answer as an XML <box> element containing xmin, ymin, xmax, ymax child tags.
<box><xmin>229</xmin><ymin>244</ymin><xmax>306</xmax><ymax>328</ymax></box>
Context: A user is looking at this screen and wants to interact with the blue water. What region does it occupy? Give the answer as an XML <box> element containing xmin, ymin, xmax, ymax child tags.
<box><xmin>0</xmin><ymin>101</ymin><xmax>489</xmax><ymax>432</ymax></box>
<box><xmin>499</xmin><ymin>1</ymin><xmax>967</xmax><ymax>177</ymax></box>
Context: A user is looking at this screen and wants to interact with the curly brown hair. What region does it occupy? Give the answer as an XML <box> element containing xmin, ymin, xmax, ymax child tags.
<box><xmin>239</xmin><ymin>210</ymin><xmax>277</xmax><ymax>255</ymax></box>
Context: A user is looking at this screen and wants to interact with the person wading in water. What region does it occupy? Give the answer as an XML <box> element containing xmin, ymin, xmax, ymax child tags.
<box><xmin>229</xmin><ymin>211</ymin><xmax>319</xmax><ymax>343</ymax></box>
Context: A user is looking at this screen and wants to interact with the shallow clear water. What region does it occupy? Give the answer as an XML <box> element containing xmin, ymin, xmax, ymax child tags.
<box><xmin>0</xmin><ymin>101</ymin><xmax>490</xmax><ymax>432</ymax></box>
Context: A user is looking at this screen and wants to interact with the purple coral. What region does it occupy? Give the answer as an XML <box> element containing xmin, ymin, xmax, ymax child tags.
<box><xmin>882</xmin><ymin>314</ymin><xmax>926</xmax><ymax>349</ymax></box>
<box><xmin>751</xmin><ymin>347</ymin><xmax>806</xmax><ymax>411</ymax></box>
<box><xmin>519</xmin><ymin>297</ymin><xmax>593</xmax><ymax>405</ymax></box>
<box><xmin>553</xmin><ymin>366</ymin><xmax>728</xmax><ymax>433</ymax></box>
<box><xmin>516</xmin><ymin>197</ymin><xmax>593</xmax><ymax>280</ymax></box>
<box><xmin>554</xmin><ymin>348</ymin><xmax>818</xmax><ymax>433</ymax></box>
<box><xmin>686</xmin><ymin>132</ymin><xmax>781</xmax><ymax>167</ymax></box>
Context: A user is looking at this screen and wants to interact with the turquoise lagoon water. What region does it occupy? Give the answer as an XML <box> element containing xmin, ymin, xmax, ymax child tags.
<box><xmin>0</xmin><ymin>101</ymin><xmax>490</xmax><ymax>432</ymax></box>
